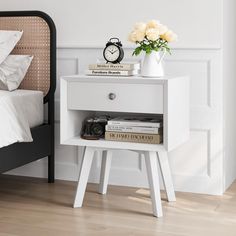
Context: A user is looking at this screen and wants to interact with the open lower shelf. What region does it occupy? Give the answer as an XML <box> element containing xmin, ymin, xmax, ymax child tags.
<box><xmin>62</xmin><ymin>136</ymin><xmax>164</xmax><ymax>152</ymax></box>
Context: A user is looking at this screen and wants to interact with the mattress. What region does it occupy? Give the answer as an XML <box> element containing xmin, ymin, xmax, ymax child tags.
<box><xmin>0</xmin><ymin>89</ymin><xmax>44</xmax><ymax>148</ymax></box>
<box><xmin>0</xmin><ymin>89</ymin><xmax>44</xmax><ymax>128</ymax></box>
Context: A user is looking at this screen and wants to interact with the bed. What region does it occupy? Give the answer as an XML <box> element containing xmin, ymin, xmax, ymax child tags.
<box><xmin>0</xmin><ymin>11</ymin><xmax>56</xmax><ymax>182</ymax></box>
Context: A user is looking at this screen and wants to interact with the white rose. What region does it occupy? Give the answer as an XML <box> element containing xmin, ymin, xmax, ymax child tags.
<box><xmin>128</xmin><ymin>30</ymin><xmax>145</xmax><ymax>43</ymax></box>
<box><xmin>156</xmin><ymin>24</ymin><xmax>168</xmax><ymax>35</ymax></box>
<box><xmin>135</xmin><ymin>30</ymin><xmax>145</xmax><ymax>42</ymax></box>
<box><xmin>146</xmin><ymin>20</ymin><xmax>159</xmax><ymax>29</ymax></box>
<box><xmin>146</xmin><ymin>28</ymin><xmax>160</xmax><ymax>41</ymax></box>
<box><xmin>134</xmin><ymin>22</ymin><xmax>146</xmax><ymax>33</ymax></box>
<box><xmin>160</xmin><ymin>30</ymin><xmax>177</xmax><ymax>42</ymax></box>
<box><xmin>128</xmin><ymin>31</ymin><xmax>137</xmax><ymax>43</ymax></box>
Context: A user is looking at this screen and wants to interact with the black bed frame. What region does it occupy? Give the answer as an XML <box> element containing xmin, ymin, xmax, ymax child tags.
<box><xmin>0</xmin><ymin>11</ymin><xmax>56</xmax><ymax>183</ymax></box>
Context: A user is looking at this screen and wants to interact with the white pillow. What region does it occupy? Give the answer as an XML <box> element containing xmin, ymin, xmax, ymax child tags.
<box><xmin>0</xmin><ymin>30</ymin><xmax>23</xmax><ymax>65</ymax></box>
<box><xmin>0</xmin><ymin>55</ymin><xmax>33</xmax><ymax>91</ymax></box>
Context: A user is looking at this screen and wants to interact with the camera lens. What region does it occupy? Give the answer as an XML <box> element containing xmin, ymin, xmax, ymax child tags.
<box><xmin>91</xmin><ymin>123</ymin><xmax>104</xmax><ymax>136</ymax></box>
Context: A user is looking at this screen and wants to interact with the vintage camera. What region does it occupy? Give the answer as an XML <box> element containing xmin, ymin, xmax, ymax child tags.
<box><xmin>81</xmin><ymin>116</ymin><xmax>110</xmax><ymax>140</ymax></box>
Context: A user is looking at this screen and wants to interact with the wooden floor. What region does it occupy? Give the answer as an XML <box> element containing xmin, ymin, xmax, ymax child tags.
<box><xmin>0</xmin><ymin>175</ymin><xmax>236</xmax><ymax>236</ymax></box>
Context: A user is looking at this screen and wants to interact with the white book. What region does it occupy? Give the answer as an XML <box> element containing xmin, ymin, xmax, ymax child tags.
<box><xmin>108</xmin><ymin>117</ymin><xmax>163</xmax><ymax>128</ymax></box>
<box><xmin>89</xmin><ymin>63</ymin><xmax>140</xmax><ymax>71</ymax></box>
<box><xmin>86</xmin><ymin>69</ymin><xmax>139</xmax><ymax>76</ymax></box>
<box><xmin>105</xmin><ymin>125</ymin><xmax>162</xmax><ymax>134</ymax></box>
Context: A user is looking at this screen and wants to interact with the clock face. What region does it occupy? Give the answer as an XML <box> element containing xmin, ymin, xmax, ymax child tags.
<box><xmin>104</xmin><ymin>45</ymin><xmax>120</xmax><ymax>62</ymax></box>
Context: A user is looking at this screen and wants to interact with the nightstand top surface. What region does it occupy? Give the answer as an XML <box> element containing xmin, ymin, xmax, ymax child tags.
<box><xmin>61</xmin><ymin>74</ymin><xmax>187</xmax><ymax>84</ymax></box>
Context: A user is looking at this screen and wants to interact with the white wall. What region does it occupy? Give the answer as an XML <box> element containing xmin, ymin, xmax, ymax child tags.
<box><xmin>1</xmin><ymin>0</ymin><xmax>222</xmax><ymax>48</ymax></box>
<box><xmin>223</xmin><ymin>0</ymin><xmax>236</xmax><ymax>190</ymax></box>
<box><xmin>3</xmin><ymin>0</ymin><xmax>231</xmax><ymax>195</ymax></box>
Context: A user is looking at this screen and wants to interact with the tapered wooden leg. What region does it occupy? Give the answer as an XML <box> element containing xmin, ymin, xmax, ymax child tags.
<box><xmin>73</xmin><ymin>147</ymin><xmax>95</xmax><ymax>208</ymax></box>
<box><xmin>144</xmin><ymin>151</ymin><xmax>163</xmax><ymax>217</ymax></box>
<box><xmin>98</xmin><ymin>150</ymin><xmax>112</xmax><ymax>194</ymax></box>
<box><xmin>157</xmin><ymin>150</ymin><xmax>176</xmax><ymax>202</ymax></box>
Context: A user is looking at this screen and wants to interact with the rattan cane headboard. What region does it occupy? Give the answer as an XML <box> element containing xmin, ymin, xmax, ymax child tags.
<box><xmin>0</xmin><ymin>11</ymin><xmax>56</xmax><ymax>102</ymax></box>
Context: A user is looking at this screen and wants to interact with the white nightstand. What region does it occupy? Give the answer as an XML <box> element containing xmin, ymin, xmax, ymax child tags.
<box><xmin>60</xmin><ymin>75</ymin><xmax>189</xmax><ymax>217</ymax></box>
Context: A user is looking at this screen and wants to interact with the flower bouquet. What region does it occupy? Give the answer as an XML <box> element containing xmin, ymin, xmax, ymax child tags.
<box><xmin>128</xmin><ymin>20</ymin><xmax>177</xmax><ymax>56</ymax></box>
<box><xmin>128</xmin><ymin>20</ymin><xmax>177</xmax><ymax>77</ymax></box>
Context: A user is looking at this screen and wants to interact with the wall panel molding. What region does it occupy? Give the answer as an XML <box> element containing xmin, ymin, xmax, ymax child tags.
<box><xmin>57</xmin><ymin>45</ymin><xmax>222</xmax><ymax>50</ymax></box>
<box><xmin>7</xmin><ymin>47</ymin><xmax>223</xmax><ymax>195</ymax></box>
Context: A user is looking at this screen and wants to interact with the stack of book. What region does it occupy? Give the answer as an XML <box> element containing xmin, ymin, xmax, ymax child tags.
<box><xmin>105</xmin><ymin>117</ymin><xmax>163</xmax><ymax>144</ymax></box>
<box><xmin>86</xmin><ymin>62</ymin><xmax>140</xmax><ymax>76</ymax></box>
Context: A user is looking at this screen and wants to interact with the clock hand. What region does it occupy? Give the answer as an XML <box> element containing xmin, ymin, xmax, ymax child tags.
<box><xmin>112</xmin><ymin>50</ymin><xmax>118</xmax><ymax>54</ymax></box>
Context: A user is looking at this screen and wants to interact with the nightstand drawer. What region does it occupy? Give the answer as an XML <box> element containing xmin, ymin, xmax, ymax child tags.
<box><xmin>67</xmin><ymin>82</ymin><xmax>163</xmax><ymax>114</ymax></box>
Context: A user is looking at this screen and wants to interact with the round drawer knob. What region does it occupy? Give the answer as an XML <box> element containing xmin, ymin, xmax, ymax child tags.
<box><xmin>108</xmin><ymin>93</ymin><xmax>116</xmax><ymax>100</ymax></box>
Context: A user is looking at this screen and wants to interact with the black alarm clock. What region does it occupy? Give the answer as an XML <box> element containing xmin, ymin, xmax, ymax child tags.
<box><xmin>103</xmin><ymin>38</ymin><xmax>124</xmax><ymax>64</ymax></box>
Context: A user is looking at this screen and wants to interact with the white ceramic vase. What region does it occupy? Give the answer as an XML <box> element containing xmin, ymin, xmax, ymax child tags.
<box><xmin>141</xmin><ymin>51</ymin><xmax>165</xmax><ymax>78</ymax></box>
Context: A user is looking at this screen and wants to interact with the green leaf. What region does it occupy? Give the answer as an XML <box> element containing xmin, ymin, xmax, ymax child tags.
<box><xmin>132</xmin><ymin>46</ymin><xmax>142</xmax><ymax>56</ymax></box>
<box><xmin>132</xmin><ymin>38</ymin><xmax>173</xmax><ymax>56</ymax></box>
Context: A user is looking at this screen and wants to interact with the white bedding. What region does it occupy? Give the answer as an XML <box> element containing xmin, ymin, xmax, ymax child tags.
<box><xmin>0</xmin><ymin>89</ymin><xmax>44</xmax><ymax>148</ymax></box>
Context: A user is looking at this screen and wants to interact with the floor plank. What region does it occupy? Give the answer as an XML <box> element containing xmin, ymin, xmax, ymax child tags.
<box><xmin>0</xmin><ymin>175</ymin><xmax>235</xmax><ymax>236</ymax></box>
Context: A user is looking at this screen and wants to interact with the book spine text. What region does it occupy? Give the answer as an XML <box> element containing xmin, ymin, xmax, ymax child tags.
<box><xmin>89</xmin><ymin>64</ymin><xmax>139</xmax><ymax>70</ymax></box>
<box><xmin>105</xmin><ymin>132</ymin><xmax>162</xmax><ymax>144</ymax></box>
<box><xmin>105</xmin><ymin>125</ymin><xmax>161</xmax><ymax>134</ymax></box>
<box><xmin>86</xmin><ymin>70</ymin><xmax>138</xmax><ymax>76</ymax></box>
<box><xmin>107</xmin><ymin>121</ymin><xmax>162</xmax><ymax>128</ymax></box>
